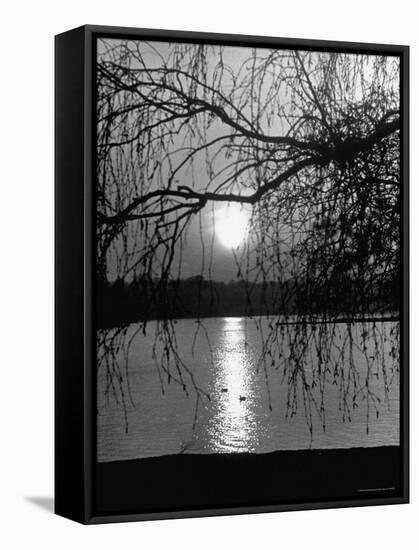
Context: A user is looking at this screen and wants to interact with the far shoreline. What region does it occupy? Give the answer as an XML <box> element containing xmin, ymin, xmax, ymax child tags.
<box><xmin>98</xmin><ymin>312</ymin><xmax>400</xmax><ymax>331</ymax></box>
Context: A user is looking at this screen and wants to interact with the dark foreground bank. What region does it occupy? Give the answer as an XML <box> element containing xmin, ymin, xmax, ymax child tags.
<box><xmin>95</xmin><ymin>446</ymin><xmax>402</xmax><ymax>516</ymax></box>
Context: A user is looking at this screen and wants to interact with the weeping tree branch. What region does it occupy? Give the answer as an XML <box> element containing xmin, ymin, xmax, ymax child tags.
<box><xmin>96</xmin><ymin>40</ymin><xmax>401</xmax><ymax>437</ymax></box>
<box><xmin>98</xmin><ymin>157</ymin><xmax>326</xmax><ymax>225</ymax></box>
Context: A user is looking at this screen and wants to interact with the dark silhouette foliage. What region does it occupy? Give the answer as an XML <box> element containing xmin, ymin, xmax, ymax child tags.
<box><xmin>95</xmin><ymin>39</ymin><xmax>401</xmax><ymax>437</ymax></box>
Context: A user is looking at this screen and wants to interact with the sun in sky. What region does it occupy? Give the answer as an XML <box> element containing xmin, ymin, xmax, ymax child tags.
<box><xmin>215</xmin><ymin>203</ymin><xmax>249</xmax><ymax>248</ymax></box>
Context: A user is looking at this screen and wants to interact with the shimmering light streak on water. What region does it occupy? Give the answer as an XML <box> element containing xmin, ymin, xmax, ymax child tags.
<box><xmin>97</xmin><ymin>317</ymin><xmax>400</xmax><ymax>462</ymax></box>
<box><xmin>205</xmin><ymin>318</ymin><xmax>260</xmax><ymax>452</ymax></box>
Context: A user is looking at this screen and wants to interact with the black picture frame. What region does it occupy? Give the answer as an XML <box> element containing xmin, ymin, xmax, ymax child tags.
<box><xmin>55</xmin><ymin>24</ymin><xmax>409</xmax><ymax>524</ymax></box>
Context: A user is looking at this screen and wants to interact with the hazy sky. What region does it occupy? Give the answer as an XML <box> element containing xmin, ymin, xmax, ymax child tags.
<box><xmin>174</xmin><ymin>202</ymin><xmax>251</xmax><ymax>281</ymax></box>
<box><xmin>98</xmin><ymin>39</ymin><xmax>280</xmax><ymax>282</ymax></box>
<box><xmin>97</xmin><ymin>39</ymin><xmax>398</xmax><ymax>284</ymax></box>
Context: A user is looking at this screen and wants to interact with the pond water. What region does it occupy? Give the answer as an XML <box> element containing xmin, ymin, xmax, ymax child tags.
<box><xmin>97</xmin><ymin>316</ymin><xmax>400</xmax><ymax>462</ymax></box>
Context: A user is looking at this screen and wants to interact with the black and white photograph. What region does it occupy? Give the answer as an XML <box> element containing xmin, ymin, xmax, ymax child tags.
<box><xmin>3</xmin><ymin>0</ymin><xmax>417</xmax><ymax>545</ymax></box>
<box><xmin>94</xmin><ymin>35</ymin><xmax>405</xmax><ymax>514</ymax></box>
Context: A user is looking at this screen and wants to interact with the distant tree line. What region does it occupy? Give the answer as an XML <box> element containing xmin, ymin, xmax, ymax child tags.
<box><xmin>96</xmin><ymin>273</ymin><xmax>399</xmax><ymax>329</ymax></box>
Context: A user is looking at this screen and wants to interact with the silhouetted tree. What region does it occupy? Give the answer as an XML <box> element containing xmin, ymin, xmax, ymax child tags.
<box><xmin>96</xmin><ymin>40</ymin><xmax>400</xmax><ymax>436</ymax></box>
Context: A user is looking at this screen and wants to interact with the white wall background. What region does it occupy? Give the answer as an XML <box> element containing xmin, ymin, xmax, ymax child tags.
<box><xmin>0</xmin><ymin>1</ymin><xmax>416</xmax><ymax>548</ymax></box>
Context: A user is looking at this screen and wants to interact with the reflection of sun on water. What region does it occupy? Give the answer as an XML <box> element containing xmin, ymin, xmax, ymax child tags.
<box><xmin>207</xmin><ymin>317</ymin><xmax>260</xmax><ymax>453</ymax></box>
